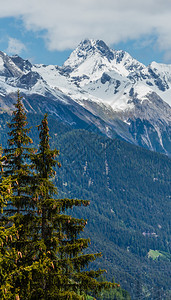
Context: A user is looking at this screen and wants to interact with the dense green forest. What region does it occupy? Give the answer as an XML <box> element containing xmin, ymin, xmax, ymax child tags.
<box><xmin>0</xmin><ymin>97</ymin><xmax>129</xmax><ymax>300</ymax></box>
<box><xmin>0</xmin><ymin>109</ymin><xmax>170</xmax><ymax>299</ymax></box>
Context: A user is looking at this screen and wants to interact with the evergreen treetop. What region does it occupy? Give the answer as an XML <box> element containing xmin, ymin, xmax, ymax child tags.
<box><xmin>30</xmin><ymin>113</ymin><xmax>117</xmax><ymax>299</ymax></box>
<box><xmin>3</xmin><ymin>90</ymin><xmax>34</xmax><ymax>212</ymax></box>
<box><xmin>0</xmin><ymin>94</ymin><xmax>118</xmax><ymax>299</ymax></box>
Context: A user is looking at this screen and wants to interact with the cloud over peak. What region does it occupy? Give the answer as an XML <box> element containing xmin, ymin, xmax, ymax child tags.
<box><xmin>6</xmin><ymin>37</ymin><xmax>26</xmax><ymax>55</ymax></box>
<box><xmin>1</xmin><ymin>0</ymin><xmax>171</xmax><ymax>57</ymax></box>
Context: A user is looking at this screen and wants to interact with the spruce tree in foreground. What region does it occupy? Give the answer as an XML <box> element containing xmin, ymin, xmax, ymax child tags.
<box><xmin>0</xmin><ymin>92</ymin><xmax>49</xmax><ymax>299</ymax></box>
<box><xmin>0</xmin><ymin>92</ymin><xmax>42</xmax><ymax>299</ymax></box>
<box><xmin>0</xmin><ymin>93</ymin><xmax>118</xmax><ymax>299</ymax></box>
<box><xmin>3</xmin><ymin>90</ymin><xmax>34</xmax><ymax>212</ymax></box>
<box><xmin>0</xmin><ymin>146</ymin><xmax>23</xmax><ymax>300</ymax></box>
<box><xmin>31</xmin><ymin>113</ymin><xmax>117</xmax><ymax>299</ymax></box>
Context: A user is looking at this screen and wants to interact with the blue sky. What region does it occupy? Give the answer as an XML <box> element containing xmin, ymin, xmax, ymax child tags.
<box><xmin>0</xmin><ymin>0</ymin><xmax>170</xmax><ymax>66</ymax></box>
<box><xmin>0</xmin><ymin>17</ymin><xmax>71</xmax><ymax>65</ymax></box>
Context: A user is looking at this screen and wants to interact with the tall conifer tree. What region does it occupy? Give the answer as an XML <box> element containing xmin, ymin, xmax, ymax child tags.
<box><xmin>0</xmin><ymin>92</ymin><xmax>43</xmax><ymax>299</ymax></box>
<box><xmin>0</xmin><ymin>95</ymin><xmax>117</xmax><ymax>299</ymax></box>
<box><xmin>3</xmin><ymin>90</ymin><xmax>34</xmax><ymax>212</ymax></box>
<box><xmin>31</xmin><ymin>114</ymin><xmax>117</xmax><ymax>299</ymax></box>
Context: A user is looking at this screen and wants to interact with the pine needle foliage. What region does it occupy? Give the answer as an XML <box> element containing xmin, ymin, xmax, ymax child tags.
<box><xmin>30</xmin><ymin>113</ymin><xmax>117</xmax><ymax>299</ymax></box>
<box><xmin>0</xmin><ymin>146</ymin><xmax>21</xmax><ymax>299</ymax></box>
<box><xmin>3</xmin><ymin>90</ymin><xmax>34</xmax><ymax>212</ymax></box>
<box><xmin>0</xmin><ymin>92</ymin><xmax>43</xmax><ymax>299</ymax></box>
<box><xmin>0</xmin><ymin>95</ymin><xmax>117</xmax><ymax>299</ymax></box>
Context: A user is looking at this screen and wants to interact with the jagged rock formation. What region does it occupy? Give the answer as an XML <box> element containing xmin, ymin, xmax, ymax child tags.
<box><xmin>0</xmin><ymin>39</ymin><xmax>170</xmax><ymax>155</ymax></box>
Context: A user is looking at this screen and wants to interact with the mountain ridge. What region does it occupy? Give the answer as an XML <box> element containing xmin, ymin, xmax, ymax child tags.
<box><xmin>0</xmin><ymin>54</ymin><xmax>170</xmax><ymax>298</ymax></box>
<box><xmin>0</xmin><ymin>39</ymin><xmax>170</xmax><ymax>155</ymax></box>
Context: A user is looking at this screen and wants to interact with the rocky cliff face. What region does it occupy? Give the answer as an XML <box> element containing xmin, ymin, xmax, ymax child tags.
<box><xmin>0</xmin><ymin>39</ymin><xmax>170</xmax><ymax>155</ymax></box>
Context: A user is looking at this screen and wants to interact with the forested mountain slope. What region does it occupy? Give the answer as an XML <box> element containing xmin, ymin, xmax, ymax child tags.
<box><xmin>55</xmin><ymin>128</ymin><xmax>171</xmax><ymax>299</ymax></box>
<box><xmin>1</xmin><ymin>113</ymin><xmax>170</xmax><ymax>298</ymax></box>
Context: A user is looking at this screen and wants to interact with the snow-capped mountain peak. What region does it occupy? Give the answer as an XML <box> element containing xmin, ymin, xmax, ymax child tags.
<box><xmin>0</xmin><ymin>40</ymin><xmax>170</xmax><ymax>155</ymax></box>
<box><xmin>0</xmin><ymin>51</ymin><xmax>24</xmax><ymax>78</ymax></box>
<box><xmin>10</xmin><ymin>54</ymin><xmax>32</xmax><ymax>73</ymax></box>
<box><xmin>67</xmin><ymin>39</ymin><xmax>115</xmax><ymax>63</ymax></box>
<box><xmin>63</xmin><ymin>39</ymin><xmax>147</xmax><ymax>87</ymax></box>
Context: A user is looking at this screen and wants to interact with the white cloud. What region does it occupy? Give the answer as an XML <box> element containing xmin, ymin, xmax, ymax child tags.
<box><xmin>1</xmin><ymin>0</ymin><xmax>171</xmax><ymax>55</ymax></box>
<box><xmin>6</xmin><ymin>38</ymin><xmax>26</xmax><ymax>55</ymax></box>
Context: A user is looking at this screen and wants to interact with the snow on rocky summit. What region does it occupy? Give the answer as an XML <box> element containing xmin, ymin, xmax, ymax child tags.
<box><xmin>0</xmin><ymin>39</ymin><xmax>170</xmax><ymax>155</ymax></box>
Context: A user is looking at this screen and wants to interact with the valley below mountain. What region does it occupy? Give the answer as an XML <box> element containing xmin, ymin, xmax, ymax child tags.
<box><xmin>0</xmin><ymin>40</ymin><xmax>171</xmax><ymax>298</ymax></box>
<box><xmin>0</xmin><ymin>113</ymin><xmax>170</xmax><ymax>299</ymax></box>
